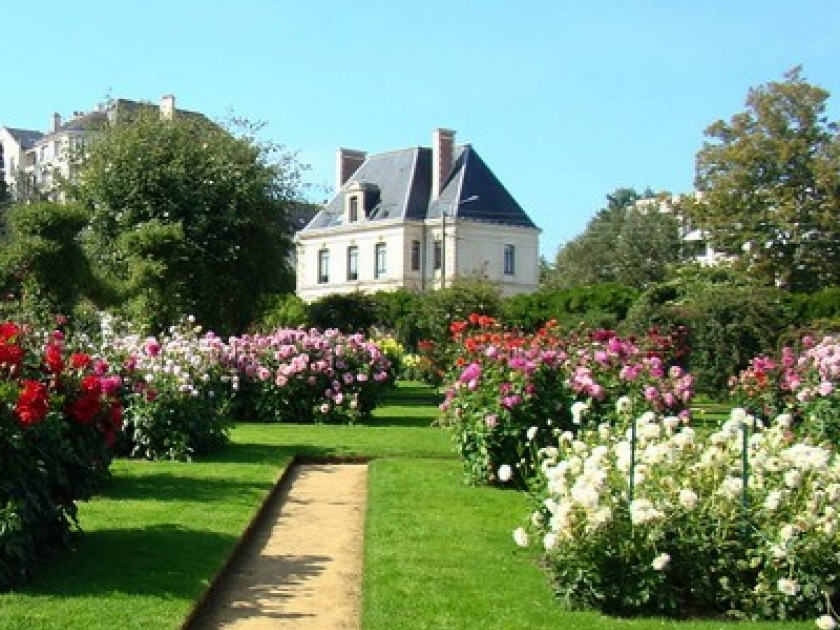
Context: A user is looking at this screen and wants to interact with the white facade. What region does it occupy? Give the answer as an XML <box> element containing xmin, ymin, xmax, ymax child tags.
<box><xmin>296</xmin><ymin>216</ymin><xmax>540</xmax><ymax>302</ymax></box>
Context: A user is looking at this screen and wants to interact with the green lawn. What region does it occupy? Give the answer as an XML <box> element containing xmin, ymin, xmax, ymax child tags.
<box><xmin>0</xmin><ymin>382</ymin><xmax>811</xmax><ymax>629</ymax></box>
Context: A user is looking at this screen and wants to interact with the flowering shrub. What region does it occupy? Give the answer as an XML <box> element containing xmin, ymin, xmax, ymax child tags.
<box><xmin>439</xmin><ymin>316</ymin><xmax>694</xmax><ymax>485</ymax></box>
<box><xmin>103</xmin><ymin>316</ymin><xmax>234</xmax><ymax>461</ymax></box>
<box><xmin>1</xmin><ymin>321</ymin><xmax>123</xmax><ymax>590</ymax></box>
<box><xmin>510</xmin><ymin>407</ymin><xmax>840</xmax><ymax>621</ymax></box>
<box><xmin>223</xmin><ymin>327</ymin><xmax>393</xmax><ymax>424</ymax></box>
<box><xmin>730</xmin><ymin>335</ymin><xmax>840</xmax><ymax>445</ymax></box>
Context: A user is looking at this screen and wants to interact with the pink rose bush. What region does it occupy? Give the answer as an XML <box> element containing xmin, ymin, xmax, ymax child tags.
<box><xmin>438</xmin><ymin>316</ymin><xmax>694</xmax><ymax>485</ymax></box>
<box><xmin>730</xmin><ymin>335</ymin><xmax>840</xmax><ymax>445</ymax></box>
<box><xmin>223</xmin><ymin>327</ymin><xmax>394</xmax><ymax>424</ymax></box>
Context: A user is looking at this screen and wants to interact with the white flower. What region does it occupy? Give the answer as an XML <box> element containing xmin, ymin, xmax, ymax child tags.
<box><xmin>678</xmin><ymin>488</ymin><xmax>698</xmax><ymax>510</ymax></box>
<box><xmin>497</xmin><ymin>464</ymin><xmax>513</xmax><ymax>483</ymax></box>
<box><xmin>816</xmin><ymin>614</ymin><xmax>837</xmax><ymax>630</ymax></box>
<box><xmin>784</xmin><ymin>469</ymin><xmax>803</xmax><ymax>489</ymax></box>
<box><xmin>571</xmin><ymin>401</ymin><xmax>589</xmax><ymax>425</ymax></box>
<box><xmin>615</xmin><ymin>395</ymin><xmax>631</xmax><ymax>414</ymax></box>
<box><xmin>764</xmin><ymin>490</ymin><xmax>783</xmax><ymax>511</ymax></box>
<box><xmin>513</xmin><ymin>527</ymin><xmax>529</xmax><ymax>548</ymax></box>
<box><xmin>527</xmin><ymin>426</ymin><xmax>538</xmax><ymax>441</ymax></box>
<box><xmin>543</xmin><ymin>532</ymin><xmax>558</xmax><ymax>550</ymax></box>
<box><xmin>651</xmin><ymin>553</ymin><xmax>671</xmax><ymax>571</ymax></box>
<box><xmin>777</xmin><ymin>577</ymin><xmax>799</xmax><ymax>597</ymax></box>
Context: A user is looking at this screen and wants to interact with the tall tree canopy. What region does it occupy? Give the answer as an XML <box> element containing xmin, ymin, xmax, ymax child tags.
<box><xmin>0</xmin><ymin>201</ymin><xmax>92</xmax><ymax>321</ymax></box>
<box><xmin>68</xmin><ymin>111</ymin><xmax>303</xmax><ymax>333</ymax></box>
<box><xmin>692</xmin><ymin>67</ymin><xmax>840</xmax><ymax>291</ymax></box>
<box><xmin>549</xmin><ymin>188</ymin><xmax>682</xmax><ymax>289</ymax></box>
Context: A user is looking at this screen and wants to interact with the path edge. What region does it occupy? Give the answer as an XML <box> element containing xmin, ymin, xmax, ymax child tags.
<box><xmin>179</xmin><ymin>453</ymin><xmax>372</xmax><ymax>630</ymax></box>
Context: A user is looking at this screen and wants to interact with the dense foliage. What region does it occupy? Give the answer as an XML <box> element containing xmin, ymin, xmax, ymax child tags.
<box><xmin>66</xmin><ymin>111</ymin><xmax>301</xmax><ymax>334</ymax></box>
<box><xmin>0</xmin><ymin>321</ymin><xmax>123</xmax><ymax>589</ymax></box>
<box><xmin>691</xmin><ymin>67</ymin><xmax>840</xmax><ymax>291</ymax></box>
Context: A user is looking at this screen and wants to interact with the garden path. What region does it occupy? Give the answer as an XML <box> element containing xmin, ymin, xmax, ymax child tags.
<box><xmin>187</xmin><ymin>462</ymin><xmax>367</xmax><ymax>630</ymax></box>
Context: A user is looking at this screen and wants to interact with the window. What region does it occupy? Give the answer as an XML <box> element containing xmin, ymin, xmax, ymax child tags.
<box><xmin>317</xmin><ymin>248</ymin><xmax>330</xmax><ymax>284</ymax></box>
<box><xmin>349</xmin><ymin>196</ymin><xmax>359</xmax><ymax>222</ymax></box>
<box><xmin>433</xmin><ymin>240</ymin><xmax>442</xmax><ymax>270</ymax></box>
<box><xmin>375</xmin><ymin>243</ymin><xmax>387</xmax><ymax>279</ymax></box>
<box><xmin>504</xmin><ymin>244</ymin><xmax>515</xmax><ymax>275</ymax></box>
<box><xmin>347</xmin><ymin>245</ymin><xmax>359</xmax><ymax>281</ymax></box>
<box><xmin>410</xmin><ymin>240</ymin><xmax>421</xmax><ymax>271</ymax></box>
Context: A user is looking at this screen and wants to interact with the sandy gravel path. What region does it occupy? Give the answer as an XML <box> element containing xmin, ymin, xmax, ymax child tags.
<box><xmin>187</xmin><ymin>463</ymin><xmax>368</xmax><ymax>630</ymax></box>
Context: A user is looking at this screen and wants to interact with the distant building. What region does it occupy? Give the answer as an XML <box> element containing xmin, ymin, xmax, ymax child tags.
<box><xmin>635</xmin><ymin>192</ymin><xmax>732</xmax><ymax>266</ymax></box>
<box><xmin>0</xmin><ymin>95</ymin><xmax>199</xmax><ymax>201</ymax></box>
<box><xmin>295</xmin><ymin>128</ymin><xmax>540</xmax><ymax>301</ymax></box>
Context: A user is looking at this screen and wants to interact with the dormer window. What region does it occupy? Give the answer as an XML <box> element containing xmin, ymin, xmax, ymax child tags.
<box><xmin>344</xmin><ymin>181</ymin><xmax>380</xmax><ymax>223</ymax></box>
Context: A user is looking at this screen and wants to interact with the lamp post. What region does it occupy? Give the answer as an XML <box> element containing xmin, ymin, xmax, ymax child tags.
<box><xmin>440</xmin><ymin>195</ymin><xmax>478</xmax><ymax>290</ymax></box>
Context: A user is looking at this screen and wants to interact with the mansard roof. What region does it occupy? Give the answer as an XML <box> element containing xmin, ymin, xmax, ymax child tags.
<box><xmin>302</xmin><ymin>142</ymin><xmax>536</xmax><ymax>232</ymax></box>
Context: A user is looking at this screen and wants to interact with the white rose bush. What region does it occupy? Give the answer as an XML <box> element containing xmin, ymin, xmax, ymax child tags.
<box><xmin>508</xmin><ymin>405</ymin><xmax>840</xmax><ymax>621</ymax></box>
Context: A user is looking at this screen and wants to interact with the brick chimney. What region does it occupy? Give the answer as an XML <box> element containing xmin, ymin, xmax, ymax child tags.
<box><xmin>336</xmin><ymin>148</ymin><xmax>367</xmax><ymax>190</ymax></box>
<box><xmin>52</xmin><ymin>112</ymin><xmax>62</xmax><ymax>132</ymax></box>
<box><xmin>432</xmin><ymin>128</ymin><xmax>455</xmax><ymax>200</ymax></box>
<box><xmin>160</xmin><ymin>94</ymin><xmax>176</xmax><ymax>120</ymax></box>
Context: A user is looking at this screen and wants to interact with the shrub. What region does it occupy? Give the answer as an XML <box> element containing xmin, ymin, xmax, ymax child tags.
<box><xmin>730</xmin><ymin>335</ymin><xmax>840</xmax><ymax>445</ymax></box>
<box><xmin>224</xmin><ymin>327</ymin><xmax>394</xmax><ymax>424</ymax></box>
<box><xmin>510</xmin><ymin>408</ymin><xmax>840</xmax><ymax>622</ymax></box>
<box><xmin>0</xmin><ymin>321</ymin><xmax>123</xmax><ymax>590</ymax></box>
<box><xmin>438</xmin><ymin>317</ymin><xmax>693</xmax><ymax>485</ymax></box>
<box><xmin>625</xmin><ymin>284</ymin><xmax>792</xmax><ymax>396</ymax></box>
<box><xmin>106</xmin><ymin>316</ymin><xmax>234</xmax><ymax>460</ymax></box>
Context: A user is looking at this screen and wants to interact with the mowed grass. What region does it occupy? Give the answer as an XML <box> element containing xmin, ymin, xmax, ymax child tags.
<box><xmin>0</xmin><ymin>382</ymin><xmax>812</xmax><ymax>629</ymax></box>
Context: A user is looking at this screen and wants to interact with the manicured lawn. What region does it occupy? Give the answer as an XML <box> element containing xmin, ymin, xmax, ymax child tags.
<box><xmin>0</xmin><ymin>382</ymin><xmax>812</xmax><ymax>629</ymax></box>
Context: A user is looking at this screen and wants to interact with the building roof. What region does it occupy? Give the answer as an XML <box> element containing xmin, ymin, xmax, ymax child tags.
<box><xmin>302</xmin><ymin>143</ymin><xmax>537</xmax><ymax>232</ymax></box>
<box><xmin>3</xmin><ymin>127</ymin><xmax>44</xmax><ymax>149</ymax></box>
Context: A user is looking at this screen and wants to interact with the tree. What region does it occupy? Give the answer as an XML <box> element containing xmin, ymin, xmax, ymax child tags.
<box><xmin>0</xmin><ymin>201</ymin><xmax>93</xmax><ymax>323</ymax></box>
<box><xmin>692</xmin><ymin>67</ymin><xmax>840</xmax><ymax>291</ymax></box>
<box><xmin>548</xmin><ymin>188</ymin><xmax>682</xmax><ymax>289</ymax></box>
<box><xmin>68</xmin><ymin>110</ymin><xmax>303</xmax><ymax>333</ymax></box>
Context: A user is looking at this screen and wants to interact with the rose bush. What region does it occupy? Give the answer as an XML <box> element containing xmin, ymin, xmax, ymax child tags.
<box><xmin>508</xmin><ymin>406</ymin><xmax>840</xmax><ymax>622</ymax></box>
<box><xmin>102</xmin><ymin>316</ymin><xmax>235</xmax><ymax>461</ymax></box>
<box><xmin>730</xmin><ymin>335</ymin><xmax>840</xmax><ymax>445</ymax></box>
<box><xmin>223</xmin><ymin>327</ymin><xmax>394</xmax><ymax>424</ymax></box>
<box><xmin>439</xmin><ymin>316</ymin><xmax>694</xmax><ymax>485</ymax></box>
<box><xmin>1</xmin><ymin>320</ymin><xmax>123</xmax><ymax>590</ymax></box>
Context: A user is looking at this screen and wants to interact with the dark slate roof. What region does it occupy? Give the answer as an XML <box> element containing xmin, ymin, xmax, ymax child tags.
<box><xmin>4</xmin><ymin>127</ymin><xmax>44</xmax><ymax>149</ymax></box>
<box><xmin>301</xmin><ymin>143</ymin><xmax>536</xmax><ymax>231</ymax></box>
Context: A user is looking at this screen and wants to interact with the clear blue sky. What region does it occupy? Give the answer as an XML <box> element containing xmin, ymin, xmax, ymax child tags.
<box><xmin>4</xmin><ymin>1</ymin><xmax>839</xmax><ymax>259</ymax></box>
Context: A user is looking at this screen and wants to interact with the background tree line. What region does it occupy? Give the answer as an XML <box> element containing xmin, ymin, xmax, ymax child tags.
<box><xmin>0</xmin><ymin>68</ymin><xmax>838</xmax><ymax>396</ymax></box>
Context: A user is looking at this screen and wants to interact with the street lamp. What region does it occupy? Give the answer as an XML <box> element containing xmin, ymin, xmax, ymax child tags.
<box><xmin>440</xmin><ymin>195</ymin><xmax>479</xmax><ymax>290</ymax></box>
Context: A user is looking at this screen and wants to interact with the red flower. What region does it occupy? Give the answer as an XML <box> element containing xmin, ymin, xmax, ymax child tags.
<box><xmin>81</xmin><ymin>375</ymin><xmax>102</xmax><ymax>394</ymax></box>
<box><xmin>0</xmin><ymin>322</ymin><xmax>20</xmax><ymax>342</ymax></box>
<box><xmin>44</xmin><ymin>342</ymin><xmax>65</xmax><ymax>374</ymax></box>
<box><xmin>69</xmin><ymin>393</ymin><xmax>101</xmax><ymax>424</ymax></box>
<box><xmin>70</xmin><ymin>352</ymin><xmax>92</xmax><ymax>370</ymax></box>
<box><xmin>15</xmin><ymin>380</ymin><xmax>50</xmax><ymax>426</ymax></box>
<box><xmin>0</xmin><ymin>342</ymin><xmax>24</xmax><ymax>369</ymax></box>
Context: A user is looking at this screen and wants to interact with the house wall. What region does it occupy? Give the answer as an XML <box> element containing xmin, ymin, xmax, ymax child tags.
<box><xmin>296</xmin><ymin>219</ymin><xmax>410</xmax><ymax>302</ymax></box>
<box><xmin>450</xmin><ymin>221</ymin><xmax>540</xmax><ymax>296</ymax></box>
<box><xmin>296</xmin><ymin>217</ymin><xmax>540</xmax><ymax>301</ymax></box>
<box><xmin>0</xmin><ymin>129</ymin><xmax>26</xmax><ymax>192</ymax></box>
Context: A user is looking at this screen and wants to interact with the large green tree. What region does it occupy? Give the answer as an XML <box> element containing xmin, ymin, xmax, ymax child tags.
<box><xmin>692</xmin><ymin>67</ymin><xmax>840</xmax><ymax>291</ymax></box>
<box><xmin>68</xmin><ymin>110</ymin><xmax>302</xmax><ymax>333</ymax></box>
<box><xmin>549</xmin><ymin>188</ymin><xmax>682</xmax><ymax>289</ymax></box>
<box><xmin>0</xmin><ymin>201</ymin><xmax>92</xmax><ymax>323</ymax></box>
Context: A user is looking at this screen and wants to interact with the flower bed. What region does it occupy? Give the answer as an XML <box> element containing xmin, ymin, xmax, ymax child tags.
<box><xmin>438</xmin><ymin>316</ymin><xmax>693</xmax><ymax>485</ymax></box>
<box><xmin>509</xmin><ymin>407</ymin><xmax>840</xmax><ymax>622</ymax></box>
<box><xmin>223</xmin><ymin>327</ymin><xmax>394</xmax><ymax>424</ymax></box>
<box><xmin>1</xmin><ymin>321</ymin><xmax>123</xmax><ymax>589</ymax></box>
<box><xmin>730</xmin><ymin>335</ymin><xmax>840</xmax><ymax>444</ymax></box>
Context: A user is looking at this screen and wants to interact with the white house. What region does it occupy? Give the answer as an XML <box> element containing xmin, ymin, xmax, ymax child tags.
<box><xmin>295</xmin><ymin>129</ymin><xmax>541</xmax><ymax>301</ymax></box>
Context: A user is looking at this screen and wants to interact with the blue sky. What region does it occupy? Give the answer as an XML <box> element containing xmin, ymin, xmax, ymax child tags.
<box><xmin>4</xmin><ymin>1</ymin><xmax>839</xmax><ymax>258</ymax></box>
